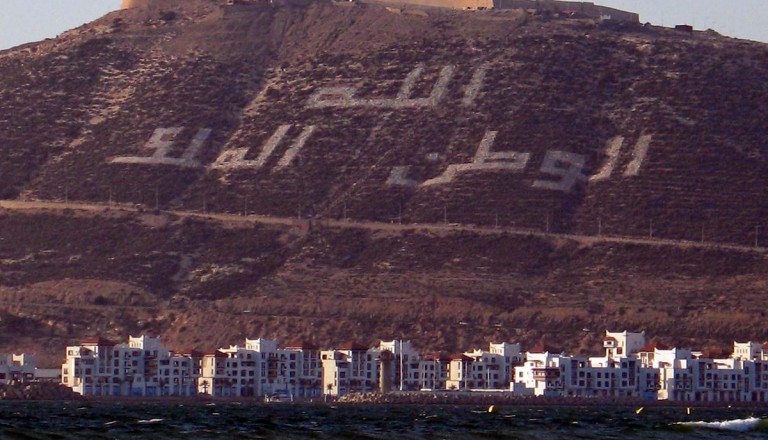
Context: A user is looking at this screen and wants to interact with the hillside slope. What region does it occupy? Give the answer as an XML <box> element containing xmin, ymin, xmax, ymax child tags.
<box><xmin>1</xmin><ymin>0</ymin><xmax>768</xmax><ymax>363</ymax></box>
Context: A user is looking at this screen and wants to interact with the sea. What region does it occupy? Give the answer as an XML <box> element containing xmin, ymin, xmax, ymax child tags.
<box><xmin>0</xmin><ymin>402</ymin><xmax>767</xmax><ymax>439</ymax></box>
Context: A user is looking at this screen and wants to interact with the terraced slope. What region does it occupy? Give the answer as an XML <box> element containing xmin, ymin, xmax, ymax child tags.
<box><xmin>1</xmin><ymin>0</ymin><xmax>767</xmax><ymax>363</ymax></box>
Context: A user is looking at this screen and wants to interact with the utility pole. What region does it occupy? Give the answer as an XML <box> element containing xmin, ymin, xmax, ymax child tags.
<box><xmin>399</xmin><ymin>339</ymin><xmax>404</xmax><ymax>392</ymax></box>
<box><xmin>755</xmin><ymin>225</ymin><xmax>760</xmax><ymax>248</ymax></box>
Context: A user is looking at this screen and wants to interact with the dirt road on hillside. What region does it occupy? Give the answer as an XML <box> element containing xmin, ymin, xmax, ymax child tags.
<box><xmin>1</xmin><ymin>199</ymin><xmax>766</xmax><ymax>255</ymax></box>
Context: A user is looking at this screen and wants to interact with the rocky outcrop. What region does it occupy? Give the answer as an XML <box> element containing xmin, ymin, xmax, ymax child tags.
<box><xmin>0</xmin><ymin>383</ymin><xmax>83</xmax><ymax>401</ymax></box>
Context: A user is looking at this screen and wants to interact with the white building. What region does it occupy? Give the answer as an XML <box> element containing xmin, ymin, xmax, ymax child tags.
<box><xmin>379</xmin><ymin>340</ymin><xmax>420</xmax><ymax>391</ymax></box>
<box><xmin>283</xmin><ymin>341</ymin><xmax>323</xmax><ymax>397</ymax></box>
<box><xmin>0</xmin><ymin>354</ymin><xmax>36</xmax><ymax>384</ymax></box>
<box><xmin>62</xmin><ymin>336</ymin><xmax>198</xmax><ymax>397</ymax></box>
<box><xmin>321</xmin><ymin>343</ymin><xmax>379</xmax><ymax>396</ymax></box>
<box><xmin>603</xmin><ymin>330</ymin><xmax>646</xmax><ymax>359</ymax></box>
<box><xmin>417</xmin><ymin>354</ymin><xmax>450</xmax><ymax>391</ymax></box>
<box><xmin>196</xmin><ymin>339</ymin><xmax>323</xmax><ymax>398</ymax></box>
<box><xmin>513</xmin><ymin>350</ymin><xmax>567</xmax><ymax>396</ymax></box>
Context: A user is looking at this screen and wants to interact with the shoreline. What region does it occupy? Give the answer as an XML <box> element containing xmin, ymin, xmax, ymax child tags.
<box><xmin>8</xmin><ymin>383</ymin><xmax>766</xmax><ymax>409</ymax></box>
<box><xmin>62</xmin><ymin>393</ymin><xmax>768</xmax><ymax>409</ymax></box>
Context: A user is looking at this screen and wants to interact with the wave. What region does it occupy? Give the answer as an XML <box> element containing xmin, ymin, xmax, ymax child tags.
<box><xmin>674</xmin><ymin>417</ymin><xmax>766</xmax><ymax>432</ymax></box>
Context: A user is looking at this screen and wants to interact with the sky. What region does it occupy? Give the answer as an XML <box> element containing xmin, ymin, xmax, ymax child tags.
<box><xmin>0</xmin><ymin>0</ymin><xmax>767</xmax><ymax>51</ymax></box>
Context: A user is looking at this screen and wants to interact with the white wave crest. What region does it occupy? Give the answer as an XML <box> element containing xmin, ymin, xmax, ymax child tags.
<box><xmin>677</xmin><ymin>417</ymin><xmax>763</xmax><ymax>432</ymax></box>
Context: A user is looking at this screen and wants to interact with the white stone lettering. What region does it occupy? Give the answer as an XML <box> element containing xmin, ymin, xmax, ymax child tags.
<box><xmin>111</xmin><ymin>127</ymin><xmax>211</xmax><ymax>168</ymax></box>
<box><xmin>590</xmin><ymin>134</ymin><xmax>653</xmax><ymax>181</ymax></box>
<box><xmin>306</xmin><ymin>65</ymin><xmax>455</xmax><ymax>109</ymax></box>
<box><xmin>532</xmin><ymin>151</ymin><xmax>587</xmax><ymax>192</ymax></box>
<box><xmin>386</xmin><ymin>166</ymin><xmax>419</xmax><ymax>187</ymax></box>
<box><xmin>461</xmin><ymin>63</ymin><xmax>489</xmax><ymax>107</ymax></box>
<box><xmin>623</xmin><ymin>134</ymin><xmax>653</xmax><ymax>177</ymax></box>
<box><xmin>590</xmin><ymin>136</ymin><xmax>624</xmax><ymax>182</ymax></box>
<box><xmin>276</xmin><ymin>125</ymin><xmax>317</xmax><ymax>169</ymax></box>
<box><xmin>213</xmin><ymin>125</ymin><xmax>316</xmax><ymax>171</ymax></box>
<box><xmin>422</xmin><ymin>131</ymin><xmax>530</xmax><ymax>186</ymax></box>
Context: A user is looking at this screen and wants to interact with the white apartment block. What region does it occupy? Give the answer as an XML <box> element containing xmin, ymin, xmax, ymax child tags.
<box><xmin>0</xmin><ymin>354</ymin><xmax>36</xmax><ymax>384</ymax></box>
<box><xmin>196</xmin><ymin>339</ymin><xmax>323</xmax><ymax>398</ymax></box>
<box><xmin>379</xmin><ymin>340</ymin><xmax>420</xmax><ymax>391</ymax></box>
<box><xmin>321</xmin><ymin>343</ymin><xmax>379</xmax><ymax>396</ymax></box>
<box><xmin>60</xmin><ymin>330</ymin><xmax>768</xmax><ymax>402</ymax></box>
<box><xmin>62</xmin><ymin>336</ymin><xmax>199</xmax><ymax>397</ymax></box>
<box><xmin>512</xmin><ymin>331</ymin><xmax>768</xmax><ymax>403</ymax></box>
<box><xmin>283</xmin><ymin>341</ymin><xmax>323</xmax><ymax>397</ymax></box>
<box><xmin>445</xmin><ymin>343</ymin><xmax>522</xmax><ymax>391</ymax></box>
<box><xmin>417</xmin><ymin>354</ymin><xmax>450</xmax><ymax>391</ymax></box>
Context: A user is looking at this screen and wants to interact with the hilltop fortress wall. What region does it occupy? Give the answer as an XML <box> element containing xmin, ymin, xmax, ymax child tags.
<box><xmin>497</xmin><ymin>0</ymin><xmax>638</xmax><ymax>21</ymax></box>
<box><xmin>121</xmin><ymin>0</ymin><xmax>638</xmax><ymax>22</ymax></box>
<box><xmin>359</xmin><ymin>0</ymin><xmax>639</xmax><ymax>22</ymax></box>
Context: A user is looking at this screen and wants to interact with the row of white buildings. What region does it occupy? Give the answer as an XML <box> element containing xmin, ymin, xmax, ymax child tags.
<box><xmin>516</xmin><ymin>331</ymin><xmax>768</xmax><ymax>403</ymax></box>
<box><xmin>60</xmin><ymin>336</ymin><xmax>523</xmax><ymax>398</ymax></box>
<box><xmin>58</xmin><ymin>331</ymin><xmax>768</xmax><ymax>402</ymax></box>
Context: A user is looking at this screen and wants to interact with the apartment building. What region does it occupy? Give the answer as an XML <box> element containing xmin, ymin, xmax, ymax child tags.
<box><xmin>0</xmin><ymin>353</ymin><xmax>37</xmax><ymax>384</ymax></box>
<box><xmin>284</xmin><ymin>341</ymin><xmax>323</xmax><ymax>397</ymax></box>
<box><xmin>445</xmin><ymin>342</ymin><xmax>523</xmax><ymax>391</ymax></box>
<box><xmin>321</xmin><ymin>343</ymin><xmax>379</xmax><ymax>396</ymax></box>
<box><xmin>60</xmin><ymin>330</ymin><xmax>768</xmax><ymax>402</ymax></box>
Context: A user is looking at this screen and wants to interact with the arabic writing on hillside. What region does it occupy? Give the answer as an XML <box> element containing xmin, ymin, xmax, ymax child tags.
<box><xmin>109</xmin><ymin>64</ymin><xmax>652</xmax><ymax>193</ymax></box>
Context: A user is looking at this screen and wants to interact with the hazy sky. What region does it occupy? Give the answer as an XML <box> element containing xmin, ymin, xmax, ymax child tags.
<box><xmin>0</xmin><ymin>0</ymin><xmax>767</xmax><ymax>51</ymax></box>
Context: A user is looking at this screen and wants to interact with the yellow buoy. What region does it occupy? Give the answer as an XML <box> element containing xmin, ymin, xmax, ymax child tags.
<box><xmin>686</xmin><ymin>407</ymin><xmax>692</xmax><ymax>415</ymax></box>
<box><xmin>635</xmin><ymin>407</ymin><xmax>644</xmax><ymax>415</ymax></box>
<box><xmin>488</xmin><ymin>405</ymin><xmax>499</xmax><ymax>414</ymax></box>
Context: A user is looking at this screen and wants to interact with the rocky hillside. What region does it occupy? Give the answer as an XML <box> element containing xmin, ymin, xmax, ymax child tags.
<box><xmin>1</xmin><ymin>0</ymin><xmax>768</xmax><ymax>365</ymax></box>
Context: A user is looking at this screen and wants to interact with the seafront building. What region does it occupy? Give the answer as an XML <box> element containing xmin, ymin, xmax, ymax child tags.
<box><xmin>60</xmin><ymin>331</ymin><xmax>768</xmax><ymax>402</ymax></box>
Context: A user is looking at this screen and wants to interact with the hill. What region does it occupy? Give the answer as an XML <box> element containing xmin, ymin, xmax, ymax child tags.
<box><xmin>1</xmin><ymin>0</ymin><xmax>768</xmax><ymax>365</ymax></box>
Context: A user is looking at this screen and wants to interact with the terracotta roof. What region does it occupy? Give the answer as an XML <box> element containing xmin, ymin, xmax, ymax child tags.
<box><xmin>639</xmin><ymin>341</ymin><xmax>671</xmax><ymax>352</ymax></box>
<box><xmin>528</xmin><ymin>343</ymin><xmax>559</xmax><ymax>354</ymax></box>
<box><xmin>450</xmin><ymin>354</ymin><xmax>474</xmax><ymax>362</ymax></box>
<box><xmin>335</xmin><ymin>342</ymin><xmax>369</xmax><ymax>351</ymax></box>
<box><xmin>284</xmin><ymin>341</ymin><xmax>319</xmax><ymax>350</ymax></box>
<box><xmin>699</xmin><ymin>348</ymin><xmax>731</xmax><ymax>359</ymax></box>
<box><xmin>203</xmin><ymin>350</ymin><xmax>228</xmax><ymax>358</ymax></box>
<box><xmin>173</xmin><ymin>348</ymin><xmax>203</xmax><ymax>357</ymax></box>
<box><xmin>81</xmin><ymin>337</ymin><xmax>116</xmax><ymax>347</ymax></box>
<box><xmin>603</xmin><ymin>336</ymin><xmax>617</xmax><ymax>342</ymax></box>
<box><xmin>423</xmin><ymin>353</ymin><xmax>451</xmax><ymax>362</ymax></box>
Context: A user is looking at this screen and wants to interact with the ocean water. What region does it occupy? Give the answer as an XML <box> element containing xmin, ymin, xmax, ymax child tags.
<box><xmin>0</xmin><ymin>402</ymin><xmax>766</xmax><ymax>439</ymax></box>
